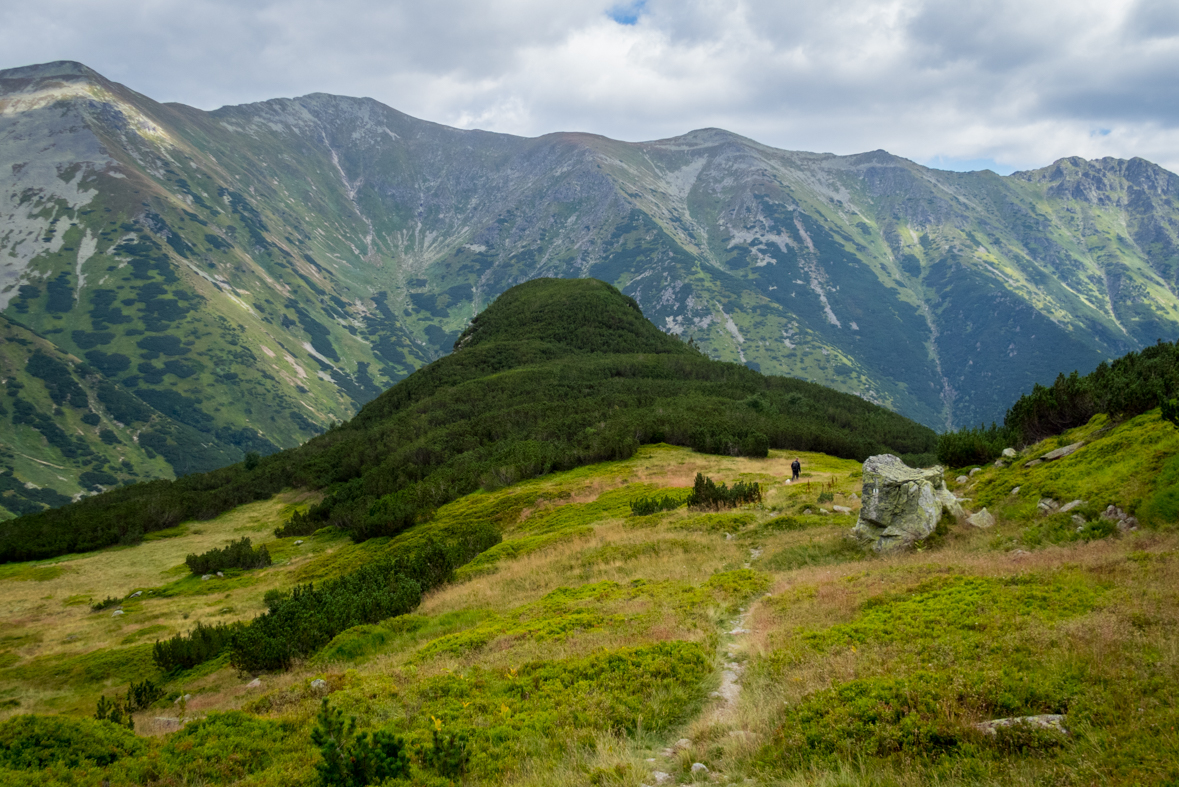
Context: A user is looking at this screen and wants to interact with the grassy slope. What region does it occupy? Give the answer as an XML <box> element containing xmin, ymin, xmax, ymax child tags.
<box><xmin>1</xmin><ymin>418</ymin><xmax>1177</xmax><ymax>785</ymax></box>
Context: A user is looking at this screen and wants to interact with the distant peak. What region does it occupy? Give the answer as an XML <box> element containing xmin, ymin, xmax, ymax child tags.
<box><xmin>0</xmin><ymin>60</ymin><xmax>101</xmax><ymax>82</ymax></box>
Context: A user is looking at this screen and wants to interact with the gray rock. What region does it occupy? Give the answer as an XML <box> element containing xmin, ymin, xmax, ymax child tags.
<box><xmin>1010</xmin><ymin>486</ymin><xmax>1021</xmax><ymax>496</ymax></box>
<box><xmin>967</xmin><ymin>508</ymin><xmax>995</xmax><ymax>528</ymax></box>
<box><xmin>174</xmin><ymin>694</ymin><xmax>192</xmax><ymax>704</ymax></box>
<box><xmin>1024</xmin><ymin>459</ymin><xmax>1043</xmax><ymax>468</ymax></box>
<box><xmin>803</xmin><ymin>508</ymin><xmax>813</xmax><ymax>515</ymax></box>
<box><xmin>294</xmin><ymin>540</ymin><xmax>304</xmax><ymax>545</ymax></box>
<box><xmin>850</xmin><ymin>493</ymin><xmax>859</xmax><ymax>500</ymax></box>
<box><xmin>201</xmin><ymin>574</ymin><xmax>212</xmax><ymax>580</ymax></box>
<box><xmin>1059</xmin><ymin>499</ymin><xmax>1086</xmax><ymax>514</ymax></box>
<box><xmin>832</xmin><ymin>505</ymin><xmax>852</xmax><ymax>514</ymax></box>
<box><xmin>1037</xmin><ymin>498</ymin><xmax>1059</xmax><ymax>515</ymax></box>
<box><xmin>246</xmin><ymin>678</ymin><xmax>262</xmax><ymax>688</ymax></box>
<box><xmin>994</xmin><ymin>459</ymin><xmax>1007</xmax><ymax>468</ymax></box>
<box><xmin>975</xmin><ymin>714</ymin><xmax>1067</xmax><ymax>736</ymax></box>
<box><xmin>674</xmin><ymin>738</ymin><xmax>692</xmax><ymax>750</ymax></box>
<box><xmin>111</xmin><ymin>609</ymin><xmax>124</xmax><ymax>616</ymax></box>
<box><xmin>129</xmin><ymin>590</ymin><xmax>142</xmax><ymax>598</ymax></box>
<box><xmin>653</xmin><ymin>773</ymin><xmax>671</xmax><ymax>785</ymax></box>
<box><xmin>1071</xmin><ymin>514</ymin><xmax>1087</xmax><ymax>527</ymax></box>
<box><xmin>310</xmin><ymin>678</ymin><xmax>328</xmax><ymax>693</ymax></box>
<box><xmin>1002</xmin><ymin>448</ymin><xmax>1018</xmax><ymax>458</ymax></box>
<box><xmin>1118</xmin><ymin>516</ymin><xmax>1139</xmax><ymax>532</ymax></box>
<box><xmin>818</xmin><ymin>508</ymin><xmax>830</xmax><ymax>515</ymax></box>
<box><xmin>955</xmin><ymin>475</ymin><xmax>969</xmax><ymax>484</ymax></box>
<box><xmin>1041</xmin><ymin>442</ymin><xmax>1084</xmax><ymax>461</ymax></box>
<box><xmin>691</xmin><ymin>762</ymin><xmax>709</xmax><ymax>774</ymax></box>
<box><xmin>969</xmin><ymin>467</ymin><xmax>982</xmax><ymax>476</ymax></box>
<box><xmin>1100</xmin><ymin>504</ymin><xmax>1127</xmax><ymax>521</ymax></box>
<box><xmin>216</xmin><ymin>571</ymin><xmax>224</xmax><ymax>578</ymax></box>
<box><xmin>851</xmin><ymin>454</ymin><xmax>959</xmax><ymax>552</ymax></box>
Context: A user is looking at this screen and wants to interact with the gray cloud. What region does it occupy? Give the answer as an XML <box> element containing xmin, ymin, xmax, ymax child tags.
<box><xmin>1</xmin><ymin>0</ymin><xmax>1177</xmax><ymax>173</ymax></box>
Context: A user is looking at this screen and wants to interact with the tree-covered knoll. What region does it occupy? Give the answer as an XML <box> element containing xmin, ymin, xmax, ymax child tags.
<box><xmin>0</xmin><ymin>279</ymin><xmax>936</xmax><ymax>563</ymax></box>
<box><xmin>938</xmin><ymin>339</ymin><xmax>1179</xmax><ymax>466</ymax></box>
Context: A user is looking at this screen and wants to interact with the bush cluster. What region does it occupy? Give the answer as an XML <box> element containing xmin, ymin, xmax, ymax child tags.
<box><xmin>630</xmin><ymin>494</ymin><xmax>685</xmax><ymax>516</ymax></box>
<box><xmin>152</xmin><ymin>621</ymin><xmax>243</xmax><ymax>672</ymax></box>
<box><xmin>184</xmin><ymin>537</ymin><xmax>271</xmax><ymax>575</ymax></box>
<box><xmin>312</xmin><ymin>699</ymin><xmax>410</xmax><ymax>786</ymax></box>
<box><xmin>686</xmin><ymin>473</ymin><xmax>761</xmax><ymax>510</ymax></box>
<box><xmin>938</xmin><ymin>340</ymin><xmax>1179</xmax><ymax>466</ymax></box>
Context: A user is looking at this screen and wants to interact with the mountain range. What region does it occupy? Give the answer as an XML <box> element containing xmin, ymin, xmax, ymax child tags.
<box><xmin>2</xmin><ymin>60</ymin><xmax>1178</xmax><ymax>515</ymax></box>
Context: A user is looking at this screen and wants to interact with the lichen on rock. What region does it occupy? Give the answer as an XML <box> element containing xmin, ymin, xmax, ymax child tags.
<box><xmin>851</xmin><ymin>454</ymin><xmax>961</xmax><ymax>552</ymax></box>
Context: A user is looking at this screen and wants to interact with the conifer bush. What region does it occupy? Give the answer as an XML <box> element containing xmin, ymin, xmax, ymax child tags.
<box><xmin>686</xmin><ymin>473</ymin><xmax>761</xmax><ymax>510</ymax></box>
<box><xmin>312</xmin><ymin>699</ymin><xmax>409</xmax><ymax>786</ymax></box>
<box><xmin>184</xmin><ymin>536</ymin><xmax>271</xmax><ymax>575</ymax></box>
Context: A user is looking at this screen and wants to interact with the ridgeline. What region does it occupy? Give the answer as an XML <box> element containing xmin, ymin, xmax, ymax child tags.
<box><xmin>0</xmin><ymin>279</ymin><xmax>936</xmax><ymax>563</ymax></box>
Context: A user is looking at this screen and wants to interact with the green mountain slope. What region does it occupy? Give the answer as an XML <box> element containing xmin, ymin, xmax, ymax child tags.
<box><xmin>3</xmin><ymin>61</ymin><xmax>1179</xmax><ymax>513</ymax></box>
<box><xmin>0</xmin><ymin>277</ymin><xmax>935</xmax><ymax>563</ymax></box>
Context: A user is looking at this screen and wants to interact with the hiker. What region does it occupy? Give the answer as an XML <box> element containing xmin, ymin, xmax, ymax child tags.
<box><xmin>791</xmin><ymin>458</ymin><xmax>801</xmax><ymax>481</ymax></box>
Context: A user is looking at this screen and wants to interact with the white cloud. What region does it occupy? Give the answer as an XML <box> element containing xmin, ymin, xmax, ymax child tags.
<box><xmin>2</xmin><ymin>0</ymin><xmax>1177</xmax><ymax>173</ymax></box>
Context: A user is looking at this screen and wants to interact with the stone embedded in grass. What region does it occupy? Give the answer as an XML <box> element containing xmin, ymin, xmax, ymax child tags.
<box><xmin>1025</xmin><ymin>459</ymin><xmax>1043</xmax><ymax>467</ymax></box>
<box><xmin>956</xmin><ymin>475</ymin><xmax>969</xmax><ymax>484</ymax></box>
<box><xmin>974</xmin><ymin>714</ymin><xmax>1068</xmax><ymax>736</ymax></box>
<box><xmin>1041</xmin><ymin>442</ymin><xmax>1084</xmax><ymax>462</ymax></box>
<box><xmin>111</xmin><ymin>609</ymin><xmax>123</xmax><ymax>616</ymax></box>
<box><xmin>691</xmin><ymin>762</ymin><xmax>709</xmax><ymax>774</ymax></box>
<box><xmin>1059</xmin><ymin>500</ymin><xmax>1086</xmax><ymax>513</ymax></box>
<box><xmin>1010</xmin><ymin>486</ymin><xmax>1021</xmax><ymax>495</ymax></box>
<box><xmin>833</xmin><ymin>505</ymin><xmax>852</xmax><ymax>513</ymax></box>
<box><xmin>969</xmin><ymin>467</ymin><xmax>982</xmax><ymax>476</ymax></box>
<box><xmin>1037</xmin><ymin>498</ymin><xmax>1059</xmax><ymax>515</ymax></box>
<box><xmin>851</xmin><ymin>454</ymin><xmax>961</xmax><ymax>552</ymax></box>
<box><xmin>967</xmin><ymin>508</ymin><xmax>995</xmax><ymax>528</ymax></box>
<box><xmin>1002</xmin><ymin>447</ymin><xmax>1017</xmax><ymax>458</ymax></box>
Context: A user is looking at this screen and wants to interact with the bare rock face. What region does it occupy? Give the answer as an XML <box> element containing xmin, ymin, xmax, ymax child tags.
<box><xmin>975</xmin><ymin>714</ymin><xmax>1068</xmax><ymax>736</ymax></box>
<box><xmin>852</xmin><ymin>454</ymin><xmax>960</xmax><ymax>552</ymax></box>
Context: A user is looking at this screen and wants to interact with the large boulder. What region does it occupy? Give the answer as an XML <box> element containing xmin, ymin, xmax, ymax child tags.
<box><xmin>852</xmin><ymin>454</ymin><xmax>961</xmax><ymax>552</ymax></box>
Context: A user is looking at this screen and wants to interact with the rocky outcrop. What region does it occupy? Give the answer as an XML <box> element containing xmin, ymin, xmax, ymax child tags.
<box><xmin>967</xmin><ymin>508</ymin><xmax>995</xmax><ymax>528</ymax></box>
<box><xmin>975</xmin><ymin>714</ymin><xmax>1068</xmax><ymax>736</ymax></box>
<box><xmin>852</xmin><ymin>454</ymin><xmax>962</xmax><ymax>552</ymax></box>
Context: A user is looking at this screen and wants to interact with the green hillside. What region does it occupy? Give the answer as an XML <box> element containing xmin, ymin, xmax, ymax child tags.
<box><xmin>0</xmin><ymin>278</ymin><xmax>936</xmax><ymax>563</ymax></box>
<box><xmin>4</xmin><ymin>61</ymin><xmax>1179</xmax><ymax>508</ymax></box>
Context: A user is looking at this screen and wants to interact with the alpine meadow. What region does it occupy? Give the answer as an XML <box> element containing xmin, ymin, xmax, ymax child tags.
<box><xmin>1</xmin><ymin>58</ymin><xmax>1179</xmax><ymax>787</ymax></box>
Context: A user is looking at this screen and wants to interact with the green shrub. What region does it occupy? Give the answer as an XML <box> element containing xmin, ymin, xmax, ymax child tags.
<box><xmin>94</xmin><ymin>694</ymin><xmax>134</xmax><ymax>730</ymax></box>
<box><xmin>90</xmin><ymin>596</ymin><xmax>120</xmax><ymax>612</ymax></box>
<box><xmin>312</xmin><ymin>699</ymin><xmax>410</xmax><ymax>786</ymax></box>
<box><xmin>0</xmin><ymin>714</ymin><xmax>142</xmax><ymax>769</ymax></box>
<box><xmin>630</xmin><ymin>494</ymin><xmax>685</xmax><ymax>516</ymax></box>
<box><xmin>417</xmin><ymin>719</ymin><xmax>469</xmax><ymax>779</ymax></box>
<box><xmin>158</xmin><ymin>712</ymin><xmax>296</xmax><ymax>782</ymax></box>
<box><xmin>686</xmin><ymin>473</ymin><xmax>761</xmax><ymax>510</ymax></box>
<box><xmin>152</xmin><ymin>620</ymin><xmax>242</xmax><ymax>672</ymax></box>
<box><xmin>275</xmin><ymin>509</ymin><xmax>319</xmax><ymax>538</ymax></box>
<box><xmin>185</xmin><ymin>536</ymin><xmax>271</xmax><ymax>575</ymax></box>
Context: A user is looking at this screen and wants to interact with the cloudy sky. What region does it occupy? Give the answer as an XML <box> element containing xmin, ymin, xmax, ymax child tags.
<box><xmin>3</xmin><ymin>0</ymin><xmax>1178</xmax><ymax>174</ymax></box>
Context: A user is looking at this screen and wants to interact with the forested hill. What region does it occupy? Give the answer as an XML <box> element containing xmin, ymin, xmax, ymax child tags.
<box><xmin>0</xmin><ymin>278</ymin><xmax>936</xmax><ymax>562</ymax></box>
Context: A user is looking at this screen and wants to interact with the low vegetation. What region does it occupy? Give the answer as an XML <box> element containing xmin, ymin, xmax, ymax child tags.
<box><xmin>1</xmin><ymin>279</ymin><xmax>936</xmax><ymax>563</ymax></box>
<box><xmin>184</xmin><ymin>537</ymin><xmax>271</xmax><ymax>575</ymax></box>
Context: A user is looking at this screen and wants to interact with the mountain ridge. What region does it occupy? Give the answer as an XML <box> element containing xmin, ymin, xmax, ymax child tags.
<box><xmin>2</xmin><ymin>60</ymin><xmax>1178</xmax><ymax>514</ymax></box>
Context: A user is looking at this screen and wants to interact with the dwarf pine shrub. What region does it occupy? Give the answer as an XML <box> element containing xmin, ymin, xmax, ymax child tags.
<box><xmin>686</xmin><ymin>473</ymin><xmax>761</xmax><ymax>510</ymax></box>
<box><xmin>312</xmin><ymin>699</ymin><xmax>409</xmax><ymax>786</ymax></box>
<box><xmin>630</xmin><ymin>494</ymin><xmax>685</xmax><ymax>516</ymax></box>
<box><xmin>185</xmin><ymin>536</ymin><xmax>271</xmax><ymax>575</ymax></box>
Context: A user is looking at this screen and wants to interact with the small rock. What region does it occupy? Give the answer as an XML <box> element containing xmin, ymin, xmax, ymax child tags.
<box><xmin>691</xmin><ymin>763</ymin><xmax>709</xmax><ymax>774</ymax></box>
<box><xmin>1011</xmin><ymin>549</ymin><xmax>1029</xmax><ymax>556</ymax></box>
<box><xmin>818</xmin><ymin>508</ymin><xmax>830</xmax><ymax>515</ymax></box>
<box><xmin>173</xmin><ymin>694</ymin><xmax>192</xmax><ymax>704</ymax></box>
<box><xmin>994</xmin><ymin>459</ymin><xmax>1007</xmax><ymax>468</ymax></box>
<box><xmin>1024</xmin><ymin>459</ymin><xmax>1043</xmax><ymax>467</ymax></box>
<box><xmin>129</xmin><ymin>590</ymin><xmax>142</xmax><ymax>598</ymax></box>
<box><xmin>111</xmin><ymin>609</ymin><xmax>124</xmax><ymax>616</ymax></box>
<box><xmin>955</xmin><ymin>475</ymin><xmax>969</xmax><ymax>484</ymax></box>
<box><xmin>294</xmin><ymin>540</ymin><xmax>304</xmax><ymax>546</ymax></box>
<box><xmin>653</xmin><ymin>773</ymin><xmax>671</xmax><ymax>785</ymax></box>
<box><xmin>1071</xmin><ymin>514</ymin><xmax>1086</xmax><ymax>527</ymax></box>
<box><xmin>975</xmin><ymin>714</ymin><xmax>1067</xmax><ymax>736</ymax></box>
<box><xmin>1041</xmin><ymin>442</ymin><xmax>1084</xmax><ymax>461</ymax></box>
<box><xmin>216</xmin><ymin>571</ymin><xmax>224</xmax><ymax>578</ymax></box>
<box><xmin>310</xmin><ymin>678</ymin><xmax>327</xmax><ymax>693</ymax></box>
<box><xmin>850</xmin><ymin>492</ymin><xmax>859</xmax><ymax>500</ymax></box>
<box><xmin>1118</xmin><ymin>516</ymin><xmax>1139</xmax><ymax>532</ymax></box>
<box><xmin>201</xmin><ymin>574</ymin><xmax>212</xmax><ymax>581</ymax></box>
<box><xmin>832</xmin><ymin>505</ymin><xmax>852</xmax><ymax>514</ymax></box>
<box><xmin>1037</xmin><ymin>498</ymin><xmax>1059</xmax><ymax>515</ymax></box>
<box><xmin>803</xmin><ymin>508</ymin><xmax>813</xmax><ymax>515</ymax></box>
<box><xmin>709</xmin><ymin>691</ymin><xmax>722</xmax><ymax>698</ymax></box>
<box><xmin>246</xmin><ymin>678</ymin><xmax>262</xmax><ymax>688</ymax></box>
<box><xmin>969</xmin><ymin>467</ymin><xmax>982</xmax><ymax>476</ymax></box>
<box><xmin>1002</xmin><ymin>447</ymin><xmax>1017</xmax><ymax>458</ymax></box>
<box><xmin>645</xmin><ymin>758</ymin><xmax>656</xmax><ymax>762</ymax></box>
<box><xmin>967</xmin><ymin>508</ymin><xmax>995</xmax><ymax>528</ymax></box>
<box><xmin>1010</xmin><ymin>486</ymin><xmax>1021</xmax><ymax>496</ymax></box>
<box><xmin>1059</xmin><ymin>500</ymin><xmax>1086</xmax><ymax>514</ymax></box>
<box><xmin>674</xmin><ymin>738</ymin><xmax>692</xmax><ymax>750</ymax></box>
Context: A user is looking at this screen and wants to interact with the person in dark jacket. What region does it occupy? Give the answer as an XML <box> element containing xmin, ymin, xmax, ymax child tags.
<box><xmin>791</xmin><ymin>458</ymin><xmax>801</xmax><ymax>481</ymax></box>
